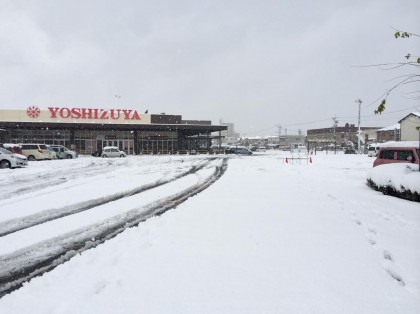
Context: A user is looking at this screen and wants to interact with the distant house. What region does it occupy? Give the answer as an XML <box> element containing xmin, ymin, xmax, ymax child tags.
<box><xmin>306</xmin><ymin>123</ymin><xmax>380</xmax><ymax>146</ymax></box>
<box><xmin>376</xmin><ymin>124</ymin><xmax>400</xmax><ymax>142</ymax></box>
<box><xmin>398</xmin><ymin>112</ymin><xmax>420</xmax><ymax>141</ymax></box>
<box><xmin>241</xmin><ymin>135</ymin><xmax>306</xmax><ymax>148</ymax></box>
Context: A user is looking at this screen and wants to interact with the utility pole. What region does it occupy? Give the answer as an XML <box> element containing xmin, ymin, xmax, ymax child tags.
<box><xmin>355</xmin><ymin>99</ymin><xmax>362</xmax><ymax>154</ymax></box>
<box><xmin>277</xmin><ymin>125</ymin><xmax>282</xmax><ymax>147</ymax></box>
<box><xmin>332</xmin><ymin>116</ymin><xmax>338</xmax><ymax>154</ymax></box>
<box><xmin>285</xmin><ymin>128</ymin><xmax>288</xmax><ymax>148</ymax></box>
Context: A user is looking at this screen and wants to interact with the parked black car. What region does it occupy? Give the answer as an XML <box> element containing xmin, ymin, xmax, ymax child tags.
<box><xmin>224</xmin><ymin>146</ymin><xmax>236</xmax><ymax>154</ymax></box>
<box><xmin>234</xmin><ymin>147</ymin><xmax>253</xmax><ymax>155</ymax></box>
<box><xmin>344</xmin><ymin>147</ymin><xmax>357</xmax><ymax>154</ymax></box>
<box><xmin>91</xmin><ymin>150</ymin><xmax>102</xmax><ymax>157</ymax></box>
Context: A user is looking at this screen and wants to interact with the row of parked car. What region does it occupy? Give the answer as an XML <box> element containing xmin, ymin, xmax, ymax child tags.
<box><xmin>0</xmin><ymin>143</ymin><xmax>78</xmax><ymax>169</ymax></box>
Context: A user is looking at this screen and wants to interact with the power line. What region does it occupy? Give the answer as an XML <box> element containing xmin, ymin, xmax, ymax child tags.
<box><xmin>282</xmin><ymin>118</ymin><xmax>333</xmax><ymax>127</ymax></box>
<box><xmin>239</xmin><ymin>105</ymin><xmax>418</xmax><ymax>136</ymax></box>
<box><xmin>337</xmin><ymin>105</ymin><xmax>418</xmax><ymax>119</ymax></box>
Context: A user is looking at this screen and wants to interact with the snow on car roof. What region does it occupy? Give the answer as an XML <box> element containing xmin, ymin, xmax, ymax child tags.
<box><xmin>375</xmin><ymin>141</ymin><xmax>419</xmax><ymax>148</ymax></box>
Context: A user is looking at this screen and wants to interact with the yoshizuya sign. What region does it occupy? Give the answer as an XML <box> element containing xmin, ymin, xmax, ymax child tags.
<box><xmin>48</xmin><ymin>107</ymin><xmax>142</xmax><ymax>120</ymax></box>
<box><xmin>0</xmin><ymin>106</ymin><xmax>151</xmax><ymax>125</ymax></box>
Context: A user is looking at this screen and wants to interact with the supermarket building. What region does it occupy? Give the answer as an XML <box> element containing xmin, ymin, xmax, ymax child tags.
<box><xmin>0</xmin><ymin>106</ymin><xmax>227</xmax><ymax>155</ymax></box>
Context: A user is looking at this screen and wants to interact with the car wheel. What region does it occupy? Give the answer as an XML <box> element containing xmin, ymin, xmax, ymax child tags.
<box><xmin>28</xmin><ymin>155</ymin><xmax>36</xmax><ymax>161</ymax></box>
<box><xmin>102</xmin><ymin>154</ymin><xmax>107</xmax><ymax>158</ymax></box>
<box><xmin>120</xmin><ymin>154</ymin><xmax>125</xmax><ymax>158</ymax></box>
<box><xmin>0</xmin><ymin>160</ymin><xmax>11</xmax><ymax>169</ymax></box>
<box><xmin>66</xmin><ymin>154</ymin><xmax>73</xmax><ymax>159</ymax></box>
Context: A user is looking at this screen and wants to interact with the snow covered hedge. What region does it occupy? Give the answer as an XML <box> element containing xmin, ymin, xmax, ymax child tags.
<box><xmin>367</xmin><ymin>163</ymin><xmax>420</xmax><ymax>202</ymax></box>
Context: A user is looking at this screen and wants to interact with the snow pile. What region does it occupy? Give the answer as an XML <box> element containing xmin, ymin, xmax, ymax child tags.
<box><xmin>367</xmin><ymin>164</ymin><xmax>420</xmax><ymax>201</ymax></box>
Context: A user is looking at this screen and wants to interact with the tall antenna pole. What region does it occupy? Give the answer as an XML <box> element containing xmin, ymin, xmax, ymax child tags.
<box><xmin>355</xmin><ymin>99</ymin><xmax>362</xmax><ymax>154</ymax></box>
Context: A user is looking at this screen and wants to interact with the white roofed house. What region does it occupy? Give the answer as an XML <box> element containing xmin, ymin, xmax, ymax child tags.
<box><xmin>376</xmin><ymin>124</ymin><xmax>400</xmax><ymax>142</ymax></box>
<box><xmin>398</xmin><ymin>112</ymin><xmax>420</xmax><ymax>141</ymax></box>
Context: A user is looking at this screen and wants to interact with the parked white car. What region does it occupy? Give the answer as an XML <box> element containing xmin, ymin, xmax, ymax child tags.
<box><xmin>45</xmin><ymin>145</ymin><xmax>58</xmax><ymax>159</ymax></box>
<box><xmin>367</xmin><ymin>145</ymin><xmax>380</xmax><ymax>157</ymax></box>
<box><xmin>101</xmin><ymin>146</ymin><xmax>126</xmax><ymax>158</ymax></box>
<box><xmin>0</xmin><ymin>147</ymin><xmax>28</xmax><ymax>169</ymax></box>
<box><xmin>49</xmin><ymin>145</ymin><xmax>78</xmax><ymax>159</ymax></box>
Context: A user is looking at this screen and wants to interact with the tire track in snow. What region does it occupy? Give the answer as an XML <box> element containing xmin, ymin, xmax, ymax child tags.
<box><xmin>0</xmin><ymin>159</ymin><xmax>129</xmax><ymax>200</ymax></box>
<box><xmin>0</xmin><ymin>158</ymin><xmax>191</xmax><ymax>201</ymax></box>
<box><xmin>0</xmin><ymin>158</ymin><xmax>228</xmax><ymax>298</ymax></box>
<box><xmin>0</xmin><ymin>158</ymin><xmax>216</xmax><ymax>237</ymax></box>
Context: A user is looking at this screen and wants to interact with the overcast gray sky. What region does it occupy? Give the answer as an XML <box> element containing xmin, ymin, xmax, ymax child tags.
<box><xmin>0</xmin><ymin>0</ymin><xmax>419</xmax><ymax>135</ymax></box>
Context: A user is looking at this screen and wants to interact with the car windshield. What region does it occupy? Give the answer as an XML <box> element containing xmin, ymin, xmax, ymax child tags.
<box><xmin>0</xmin><ymin>147</ymin><xmax>12</xmax><ymax>155</ymax></box>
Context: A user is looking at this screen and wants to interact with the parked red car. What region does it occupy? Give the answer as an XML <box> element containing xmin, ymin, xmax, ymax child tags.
<box><xmin>3</xmin><ymin>143</ymin><xmax>24</xmax><ymax>155</ymax></box>
<box><xmin>373</xmin><ymin>146</ymin><xmax>420</xmax><ymax>167</ymax></box>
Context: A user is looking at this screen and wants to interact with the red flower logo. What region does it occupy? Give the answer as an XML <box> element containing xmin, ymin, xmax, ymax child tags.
<box><xmin>27</xmin><ymin>106</ymin><xmax>41</xmax><ymax>118</ymax></box>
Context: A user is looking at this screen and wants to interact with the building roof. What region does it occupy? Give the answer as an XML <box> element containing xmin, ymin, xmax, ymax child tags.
<box><xmin>378</xmin><ymin>124</ymin><xmax>400</xmax><ymax>131</ymax></box>
<box><xmin>398</xmin><ymin>112</ymin><xmax>420</xmax><ymax>123</ymax></box>
<box><xmin>0</xmin><ymin>121</ymin><xmax>226</xmax><ymax>136</ymax></box>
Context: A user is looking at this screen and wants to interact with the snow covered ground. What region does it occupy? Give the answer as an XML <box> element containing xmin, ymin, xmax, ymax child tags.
<box><xmin>0</xmin><ymin>152</ymin><xmax>419</xmax><ymax>313</ymax></box>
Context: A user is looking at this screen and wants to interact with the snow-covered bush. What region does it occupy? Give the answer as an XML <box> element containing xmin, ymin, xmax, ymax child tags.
<box><xmin>367</xmin><ymin>163</ymin><xmax>420</xmax><ymax>202</ymax></box>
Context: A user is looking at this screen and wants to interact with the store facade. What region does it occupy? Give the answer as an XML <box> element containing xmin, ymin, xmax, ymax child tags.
<box><xmin>0</xmin><ymin>106</ymin><xmax>226</xmax><ymax>155</ymax></box>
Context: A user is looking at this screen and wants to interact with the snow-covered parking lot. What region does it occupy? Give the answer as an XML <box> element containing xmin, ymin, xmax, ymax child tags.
<box><xmin>0</xmin><ymin>152</ymin><xmax>419</xmax><ymax>313</ymax></box>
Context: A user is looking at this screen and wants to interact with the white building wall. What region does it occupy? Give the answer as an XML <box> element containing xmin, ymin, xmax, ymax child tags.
<box><xmin>400</xmin><ymin>115</ymin><xmax>420</xmax><ymax>141</ymax></box>
<box><xmin>361</xmin><ymin>129</ymin><xmax>379</xmax><ymax>142</ymax></box>
<box><xmin>220</xmin><ymin>122</ymin><xmax>239</xmax><ymax>144</ymax></box>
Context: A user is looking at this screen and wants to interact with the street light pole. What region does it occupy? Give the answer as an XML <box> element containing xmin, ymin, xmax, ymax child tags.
<box><xmin>355</xmin><ymin>99</ymin><xmax>362</xmax><ymax>154</ymax></box>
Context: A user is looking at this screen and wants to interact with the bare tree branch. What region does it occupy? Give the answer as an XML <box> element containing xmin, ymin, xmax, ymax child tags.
<box><xmin>372</xmin><ymin>29</ymin><xmax>419</xmax><ymax>114</ymax></box>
